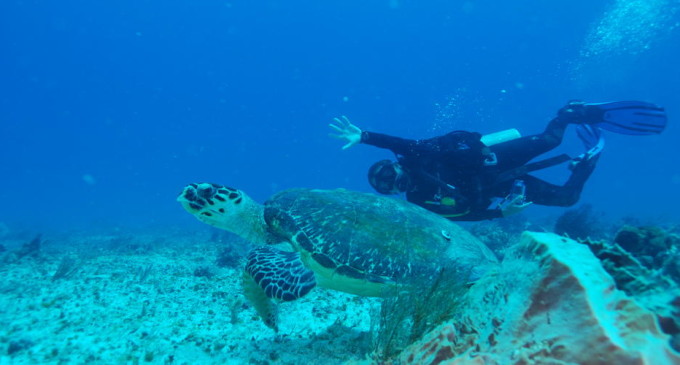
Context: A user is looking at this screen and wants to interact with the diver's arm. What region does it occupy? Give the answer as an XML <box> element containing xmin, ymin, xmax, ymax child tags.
<box><xmin>427</xmin><ymin>202</ymin><xmax>504</xmax><ymax>221</ymax></box>
<box><xmin>359</xmin><ymin>131</ymin><xmax>420</xmax><ymax>155</ymax></box>
<box><xmin>457</xmin><ymin>192</ymin><xmax>532</xmax><ymax>220</ymax></box>
<box><xmin>454</xmin><ymin>192</ymin><xmax>532</xmax><ymax>221</ymax></box>
<box><xmin>330</xmin><ymin>116</ymin><xmax>423</xmax><ymax>155</ymax></box>
<box><xmin>363</xmin><ymin>131</ymin><xmax>467</xmax><ymax>157</ymax></box>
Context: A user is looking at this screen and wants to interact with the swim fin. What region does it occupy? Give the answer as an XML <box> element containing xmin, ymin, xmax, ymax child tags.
<box><xmin>583</xmin><ymin>101</ymin><xmax>667</xmax><ymax>135</ymax></box>
<box><xmin>574</xmin><ymin>124</ymin><xmax>604</xmax><ymax>163</ymax></box>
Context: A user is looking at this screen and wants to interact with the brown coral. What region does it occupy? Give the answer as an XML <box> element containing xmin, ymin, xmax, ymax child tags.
<box><xmin>397</xmin><ymin>232</ymin><xmax>680</xmax><ymax>365</ymax></box>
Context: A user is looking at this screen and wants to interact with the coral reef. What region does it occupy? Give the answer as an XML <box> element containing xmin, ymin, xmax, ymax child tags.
<box><xmin>397</xmin><ymin>232</ymin><xmax>680</xmax><ymax>364</ymax></box>
<box><xmin>613</xmin><ymin>225</ymin><xmax>680</xmax><ymax>280</ymax></box>
<box><xmin>553</xmin><ymin>203</ymin><xmax>609</xmax><ymax>240</ymax></box>
<box><xmin>582</xmin><ymin>224</ymin><xmax>680</xmax><ymax>352</ymax></box>
<box><xmin>467</xmin><ymin>222</ymin><xmax>514</xmax><ymax>256</ymax></box>
<box><xmin>468</xmin><ymin>215</ymin><xmax>530</xmax><ymax>259</ymax></box>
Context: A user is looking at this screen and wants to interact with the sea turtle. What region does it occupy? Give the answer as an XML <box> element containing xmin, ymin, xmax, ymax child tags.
<box><xmin>177</xmin><ymin>183</ymin><xmax>498</xmax><ymax>330</ymax></box>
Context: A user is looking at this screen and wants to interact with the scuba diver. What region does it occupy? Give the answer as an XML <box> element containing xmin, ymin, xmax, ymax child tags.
<box><xmin>329</xmin><ymin>101</ymin><xmax>667</xmax><ymax>221</ymax></box>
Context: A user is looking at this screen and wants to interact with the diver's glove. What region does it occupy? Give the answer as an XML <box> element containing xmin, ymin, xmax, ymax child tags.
<box><xmin>329</xmin><ymin>116</ymin><xmax>363</xmax><ymax>150</ymax></box>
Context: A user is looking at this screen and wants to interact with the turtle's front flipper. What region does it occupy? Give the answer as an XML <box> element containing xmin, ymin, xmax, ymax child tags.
<box><xmin>242</xmin><ymin>246</ymin><xmax>316</xmax><ymax>331</ymax></box>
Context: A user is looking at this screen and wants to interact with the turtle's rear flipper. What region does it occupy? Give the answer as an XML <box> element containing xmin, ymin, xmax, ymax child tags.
<box><xmin>242</xmin><ymin>246</ymin><xmax>316</xmax><ymax>331</ymax></box>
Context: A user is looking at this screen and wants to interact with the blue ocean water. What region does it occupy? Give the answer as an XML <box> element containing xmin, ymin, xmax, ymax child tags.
<box><xmin>1</xmin><ymin>0</ymin><xmax>679</xmax><ymax>232</ymax></box>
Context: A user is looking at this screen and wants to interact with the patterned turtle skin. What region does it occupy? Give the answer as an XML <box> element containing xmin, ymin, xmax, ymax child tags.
<box><xmin>178</xmin><ymin>183</ymin><xmax>498</xmax><ymax>330</ymax></box>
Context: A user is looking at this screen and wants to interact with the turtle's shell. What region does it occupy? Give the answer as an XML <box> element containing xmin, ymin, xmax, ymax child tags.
<box><xmin>264</xmin><ymin>188</ymin><xmax>497</xmax><ymax>294</ymax></box>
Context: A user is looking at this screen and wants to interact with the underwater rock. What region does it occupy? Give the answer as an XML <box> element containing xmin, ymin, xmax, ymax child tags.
<box><xmin>15</xmin><ymin>234</ymin><xmax>43</xmax><ymax>260</ymax></box>
<box><xmin>398</xmin><ymin>232</ymin><xmax>680</xmax><ymax>364</ymax></box>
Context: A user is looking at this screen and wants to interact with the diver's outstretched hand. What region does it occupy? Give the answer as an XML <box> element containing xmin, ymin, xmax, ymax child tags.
<box><xmin>329</xmin><ymin>116</ymin><xmax>362</xmax><ymax>150</ymax></box>
<box><xmin>500</xmin><ymin>194</ymin><xmax>533</xmax><ymax>217</ymax></box>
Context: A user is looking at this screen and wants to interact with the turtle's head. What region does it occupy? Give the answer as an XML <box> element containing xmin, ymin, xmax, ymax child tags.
<box><xmin>177</xmin><ymin>183</ymin><xmax>267</xmax><ymax>242</ymax></box>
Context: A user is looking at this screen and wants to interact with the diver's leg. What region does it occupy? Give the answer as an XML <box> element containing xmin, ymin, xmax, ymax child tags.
<box><xmin>522</xmin><ymin>156</ymin><xmax>598</xmax><ymax>207</ymax></box>
<box><xmin>491</xmin><ymin>117</ymin><xmax>569</xmax><ymax>170</ymax></box>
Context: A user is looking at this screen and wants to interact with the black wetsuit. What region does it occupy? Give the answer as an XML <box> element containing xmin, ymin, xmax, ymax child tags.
<box><xmin>361</xmin><ymin>117</ymin><xmax>597</xmax><ymax>221</ymax></box>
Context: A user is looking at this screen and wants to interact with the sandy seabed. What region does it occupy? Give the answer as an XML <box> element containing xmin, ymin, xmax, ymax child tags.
<box><xmin>0</xmin><ymin>229</ymin><xmax>378</xmax><ymax>364</ymax></box>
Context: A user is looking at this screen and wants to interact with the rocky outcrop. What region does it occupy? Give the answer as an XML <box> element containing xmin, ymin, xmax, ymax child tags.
<box><xmin>398</xmin><ymin>232</ymin><xmax>680</xmax><ymax>364</ymax></box>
